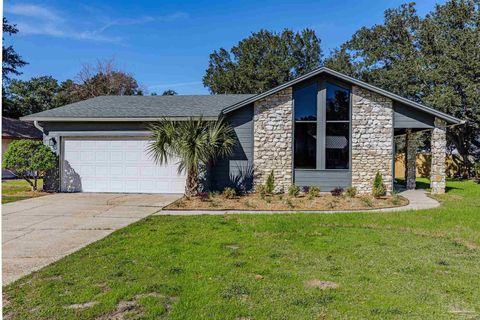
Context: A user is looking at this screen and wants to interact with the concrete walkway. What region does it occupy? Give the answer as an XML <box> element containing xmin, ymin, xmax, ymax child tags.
<box><xmin>155</xmin><ymin>189</ymin><xmax>440</xmax><ymax>215</ymax></box>
<box><xmin>2</xmin><ymin>193</ymin><xmax>181</xmax><ymax>285</ymax></box>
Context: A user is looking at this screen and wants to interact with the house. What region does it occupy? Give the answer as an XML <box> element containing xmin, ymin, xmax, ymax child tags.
<box><xmin>2</xmin><ymin>117</ymin><xmax>43</xmax><ymax>179</ymax></box>
<box><xmin>21</xmin><ymin>67</ymin><xmax>462</xmax><ymax>194</ymax></box>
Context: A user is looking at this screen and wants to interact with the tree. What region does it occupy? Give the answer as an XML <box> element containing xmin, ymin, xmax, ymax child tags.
<box><xmin>326</xmin><ymin>1</ymin><xmax>479</xmax><ymax>175</ymax></box>
<box><xmin>162</xmin><ymin>89</ymin><xmax>178</xmax><ymax>96</ymax></box>
<box><xmin>2</xmin><ymin>18</ymin><xmax>28</xmax><ymax>84</ymax></box>
<box><xmin>203</xmin><ymin>29</ymin><xmax>322</xmax><ymax>94</ymax></box>
<box><xmin>418</xmin><ymin>0</ymin><xmax>480</xmax><ymax>176</ymax></box>
<box><xmin>3</xmin><ymin>76</ymin><xmax>61</xmax><ymax>118</ymax></box>
<box><xmin>3</xmin><ymin>140</ymin><xmax>57</xmax><ymax>191</ymax></box>
<box><xmin>71</xmin><ymin>58</ymin><xmax>143</xmax><ymax>100</ymax></box>
<box><xmin>148</xmin><ymin>117</ymin><xmax>236</xmax><ymax>196</ymax></box>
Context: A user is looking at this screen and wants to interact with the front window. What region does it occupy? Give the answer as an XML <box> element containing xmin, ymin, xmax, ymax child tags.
<box><xmin>293</xmin><ymin>80</ymin><xmax>350</xmax><ymax>170</ymax></box>
<box><xmin>325</xmin><ymin>83</ymin><xmax>350</xmax><ymax>169</ymax></box>
<box><xmin>294</xmin><ymin>82</ymin><xmax>317</xmax><ymax>169</ymax></box>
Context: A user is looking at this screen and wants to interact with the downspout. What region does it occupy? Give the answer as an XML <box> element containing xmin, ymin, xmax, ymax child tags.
<box><xmin>33</xmin><ymin>120</ymin><xmax>44</xmax><ymax>135</ymax></box>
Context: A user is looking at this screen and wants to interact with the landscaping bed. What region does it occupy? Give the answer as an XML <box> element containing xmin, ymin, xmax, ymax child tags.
<box><xmin>165</xmin><ymin>191</ymin><xmax>408</xmax><ymax>211</ymax></box>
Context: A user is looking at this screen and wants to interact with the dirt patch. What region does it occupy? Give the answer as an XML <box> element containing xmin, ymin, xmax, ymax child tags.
<box><xmin>165</xmin><ymin>192</ymin><xmax>408</xmax><ymax>211</ymax></box>
<box><xmin>304</xmin><ymin>279</ymin><xmax>339</xmax><ymax>289</ymax></box>
<box><xmin>224</xmin><ymin>244</ymin><xmax>240</xmax><ymax>250</ymax></box>
<box><xmin>98</xmin><ymin>300</ymin><xmax>141</xmax><ymax>320</ymax></box>
<box><xmin>97</xmin><ymin>293</ymin><xmax>177</xmax><ymax>320</ymax></box>
<box><xmin>65</xmin><ymin>301</ymin><xmax>98</xmax><ymax>310</ymax></box>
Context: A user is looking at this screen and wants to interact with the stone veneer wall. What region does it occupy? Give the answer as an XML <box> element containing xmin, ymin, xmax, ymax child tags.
<box><xmin>253</xmin><ymin>87</ymin><xmax>293</xmax><ymax>192</ymax></box>
<box><xmin>351</xmin><ymin>86</ymin><xmax>394</xmax><ymax>194</ymax></box>
<box><xmin>405</xmin><ymin>129</ymin><xmax>417</xmax><ymax>190</ymax></box>
<box><xmin>430</xmin><ymin>117</ymin><xmax>447</xmax><ymax>194</ymax></box>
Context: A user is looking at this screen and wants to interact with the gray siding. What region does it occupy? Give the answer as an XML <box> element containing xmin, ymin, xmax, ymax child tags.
<box><xmin>294</xmin><ymin>170</ymin><xmax>351</xmax><ymax>191</ymax></box>
<box><xmin>394</xmin><ymin>102</ymin><xmax>434</xmax><ymax>129</ymax></box>
<box><xmin>210</xmin><ymin>105</ymin><xmax>254</xmax><ymax>191</ymax></box>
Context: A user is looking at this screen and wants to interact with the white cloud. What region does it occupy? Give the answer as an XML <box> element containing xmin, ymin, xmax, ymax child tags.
<box><xmin>5</xmin><ymin>4</ymin><xmax>59</xmax><ymax>20</ymax></box>
<box><xmin>4</xmin><ymin>3</ymin><xmax>188</xmax><ymax>43</ymax></box>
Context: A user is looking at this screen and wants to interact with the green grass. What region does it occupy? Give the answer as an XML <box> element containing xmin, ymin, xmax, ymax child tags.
<box><xmin>4</xmin><ymin>179</ymin><xmax>480</xmax><ymax>319</ymax></box>
<box><xmin>2</xmin><ymin>179</ymin><xmax>45</xmax><ymax>204</ymax></box>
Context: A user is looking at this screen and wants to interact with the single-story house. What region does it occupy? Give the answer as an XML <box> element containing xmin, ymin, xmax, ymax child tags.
<box><xmin>2</xmin><ymin>117</ymin><xmax>43</xmax><ymax>179</ymax></box>
<box><xmin>21</xmin><ymin>67</ymin><xmax>462</xmax><ymax>194</ymax></box>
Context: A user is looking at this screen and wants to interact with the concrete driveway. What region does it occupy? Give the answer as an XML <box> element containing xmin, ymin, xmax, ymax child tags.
<box><xmin>2</xmin><ymin>192</ymin><xmax>181</xmax><ymax>285</ymax></box>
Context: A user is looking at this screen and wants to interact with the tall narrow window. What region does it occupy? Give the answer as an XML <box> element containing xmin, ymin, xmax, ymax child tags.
<box><xmin>294</xmin><ymin>82</ymin><xmax>317</xmax><ymax>169</ymax></box>
<box><xmin>325</xmin><ymin>83</ymin><xmax>350</xmax><ymax>169</ymax></box>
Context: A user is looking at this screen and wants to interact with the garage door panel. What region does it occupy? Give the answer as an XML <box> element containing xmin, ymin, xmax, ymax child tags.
<box><xmin>62</xmin><ymin>137</ymin><xmax>186</xmax><ymax>193</ymax></box>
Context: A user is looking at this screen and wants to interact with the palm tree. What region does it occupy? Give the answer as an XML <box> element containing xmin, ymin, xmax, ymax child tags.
<box><xmin>147</xmin><ymin>117</ymin><xmax>236</xmax><ymax>196</ymax></box>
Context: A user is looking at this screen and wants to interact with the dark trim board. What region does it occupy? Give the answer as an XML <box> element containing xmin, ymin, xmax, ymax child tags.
<box><xmin>294</xmin><ymin>170</ymin><xmax>352</xmax><ymax>191</ymax></box>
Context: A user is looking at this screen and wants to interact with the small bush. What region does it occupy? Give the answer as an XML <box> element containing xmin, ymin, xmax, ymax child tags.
<box><xmin>475</xmin><ymin>162</ymin><xmax>480</xmax><ymax>177</ymax></box>
<box><xmin>360</xmin><ymin>196</ymin><xmax>373</xmax><ymax>207</ymax></box>
<box><xmin>390</xmin><ymin>190</ymin><xmax>400</xmax><ymax>205</ymax></box>
<box><xmin>256</xmin><ymin>185</ymin><xmax>267</xmax><ymax>199</ymax></box>
<box><xmin>198</xmin><ymin>192</ymin><xmax>210</xmax><ymax>202</ymax></box>
<box><xmin>345</xmin><ymin>186</ymin><xmax>357</xmax><ymax>198</ymax></box>
<box><xmin>222</xmin><ymin>187</ymin><xmax>236</xmax><ymax>199</ymax></box>
<box><xmin>265</xmin><ymin>170</ymin><xmax>275</xmax><ymax>194</ymax></box>
<box><xmin>372</xmin><ymin>171</ymin><xmax>386</xmax><ymax>198</ymax></box>
<box><xmin>288</xmin><ymin>184</ymin><xmax>300</xmax><ymax>197</ymax></box>
<box><xmin>285</xmin><ymin>198</ymin><xmax>295</xmax><ymax>208</ymax></box>
<box><xmin>308</xmin><ymin>186</ymin><xmax>320</xmax><ymax>198</ymax></box>
<box><xmin>331</xmin><ymin>187</ymin><xmax>344</xmax><ymax>197</ymax></box>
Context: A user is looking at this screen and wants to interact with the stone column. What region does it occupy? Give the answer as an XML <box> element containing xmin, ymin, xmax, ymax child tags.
<box><xmin>430</xmin><ymin>118</ymin><xmax>447</xmax><ymax>194</ymax></box>
<box><xmin>405</xmin><ymin>129</ymin><xmax>417</xmax><ymax>190</ymax></box>
<box><xmin>253</xmin><ymin>87</ymin><xmax>293</xmax><ymax>192</ymax></box>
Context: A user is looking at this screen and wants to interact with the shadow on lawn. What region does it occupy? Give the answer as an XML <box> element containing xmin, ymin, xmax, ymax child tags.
<box><xmin>395</xmin><ymin>178</ymin><xmax>463</xmax><ymax>193</ymax></box>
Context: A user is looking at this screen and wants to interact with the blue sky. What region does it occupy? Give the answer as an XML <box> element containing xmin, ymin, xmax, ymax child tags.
<box><xmin>4</xmin><ymin>0</ymin><xmax>444</xmax><ymax>94</ymax></box>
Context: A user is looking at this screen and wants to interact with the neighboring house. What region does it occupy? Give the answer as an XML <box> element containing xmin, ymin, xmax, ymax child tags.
<box><xmin>21</xmin><ymin>67</ymin><xmax>461</xmax><ymax>194</ymax></box>
<box><xmin>2</xmin><ymin>117</ymin><xmax>43</xmax><ymax>179</ymax></box>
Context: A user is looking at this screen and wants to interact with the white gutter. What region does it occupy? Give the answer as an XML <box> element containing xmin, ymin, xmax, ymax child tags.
<box><xmin>33</xmin><ymin>121</ymin><xmax>44</xmax><ymax>135</ymax></box>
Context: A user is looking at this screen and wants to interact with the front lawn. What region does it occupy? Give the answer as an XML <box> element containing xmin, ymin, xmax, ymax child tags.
<box><xmin>4</xmin><ymin>179</ymin><xmax>480</xmax><ymax>319</ymax></box>
<box><xmin>2</xmin><ymin>179</ymin><xmax>46</xmax><ymax>204</ymax></box>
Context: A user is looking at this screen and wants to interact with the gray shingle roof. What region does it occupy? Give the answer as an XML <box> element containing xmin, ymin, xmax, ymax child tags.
<box><xmin>21</xmin><ymin>95</ymin><xmax>254</xmax><ymax>120</ymax></box>
<box><xmin>2</xmin><ymin>117</ymin><xmax>42</xmax><ymax>139</ymax></box>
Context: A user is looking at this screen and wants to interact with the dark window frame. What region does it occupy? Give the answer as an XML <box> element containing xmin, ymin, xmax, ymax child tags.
<box><xmin>293</xmin><ymin>77</ymin><xmax>352</xmax><ymax>171</ymax></box>
<box><xmin>293</xmin><ymin>80</ymin><xmax>318</xmax><ymax>169</ymax></box>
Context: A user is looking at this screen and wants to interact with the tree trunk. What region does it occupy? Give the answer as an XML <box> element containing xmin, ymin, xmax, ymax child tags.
<box><xmin>185</xmin><ymin>169</ymin><xmax>199</xmax><ymax>197</ymax></box>
<box><xmin>21</xmin><ymin>175</ymin><xmax>35</xmax><ymax>192</ymax></box>
<box><xmin>33</xmin><ymin>175</ymin><xmax>38</xmax><ymax>192</ymax></box>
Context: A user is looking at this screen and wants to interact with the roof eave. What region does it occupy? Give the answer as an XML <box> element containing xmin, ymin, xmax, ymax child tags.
<box><xmin>19</xmin><ymin>116</ymin><xmax>219</xmax><ymax>122</ymax></box>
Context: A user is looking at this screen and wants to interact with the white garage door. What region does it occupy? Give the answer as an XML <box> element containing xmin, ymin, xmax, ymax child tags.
<box><xmin>61</xmin><ymin>137</ymin><xmax>186</xmax><ymax>193</ymax></box>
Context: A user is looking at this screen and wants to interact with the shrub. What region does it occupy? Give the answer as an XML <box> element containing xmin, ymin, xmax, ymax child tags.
<box><xmin>372</xmin><ymin>171</ymin><xmax>386</xmax><ymax>198</ymax></box>
<box><xmin>198</xmin><ymin>192</ymin><xmax>210</xmax><ymax>202</ymax></box>
<box><xmin>2</xmin><ymin>139</ymin><xmax>57</xmax><ymax>191</ymax></box>
<box><xmin>285</xmin><ymin>198</ymin><xmax>295</xmax><ymax>208</ymax></box>
<box><xmin>288</xmin><ymin>184</ymin><xmax>300</xmax><ymax>197</ymax></box>
<box><xmin>475</xmin><ymin>162</ymin><xmax>480</xmax><ymax>177</ymax></box>
<box><xmin>345</xmin><ymin>186</ymin><xmax>357</xmax><ymax>198</ymax></box>
<box><xmin>256</xmin><ymin>185</ymin><xmax>267</xmax><ymax>199</ymax></box>
<box><xmin>331</xmin><ymin>187</ymin><xmax>344</xmax><ymax>197</ymax></box>
<box><xmin>265</xmin><ymin>170</ymin><xmax>275</xmax><ymax>194</ymax></box>
<box><xmin>308</xmin><ymin>186</ymin><xmax>320</xmax><ymax>198</ymax></box>
<box><xmin>390</xmin><ymin>190</ymin><xmax>400</xmax><ymax>205</ymax></box>
<box><xmin>222</xmin><ymin>187</ymin><xmax>236</xmax><ymax>199</ymax></box>
<box><xmin>360</xmin><ymin>196</ymin><xmax>373</xmax><ymax>207</ymax></box>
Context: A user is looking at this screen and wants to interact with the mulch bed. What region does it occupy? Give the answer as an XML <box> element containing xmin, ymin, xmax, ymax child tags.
<box><xmin>165</xmin><ymin>192</ymin><xmax>408</xmax><ymax>211</ymax></box>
